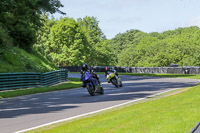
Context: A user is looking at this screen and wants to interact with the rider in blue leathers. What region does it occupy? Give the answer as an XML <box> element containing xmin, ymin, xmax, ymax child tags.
<box><xmin>81</xmin><ymin>63</ymin><xmax>101</xmax><ymax>87</ymax></box>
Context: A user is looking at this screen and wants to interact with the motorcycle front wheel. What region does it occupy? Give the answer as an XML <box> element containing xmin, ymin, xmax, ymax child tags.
<box><xmin>111</xmin><ymin>78</ymin><xmax>118</xmax><ymax>87</ymax></box>
<box><xmin>87</xmin><ymin>84</ymin><xmax>95</xmax><ymax>96</ymax></box>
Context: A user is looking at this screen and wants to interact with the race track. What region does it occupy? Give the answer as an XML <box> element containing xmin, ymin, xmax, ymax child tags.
<box><xmin>0</xmin><ymin>73</ymin><xmax>199</xmax><ymax>133</ymax></box>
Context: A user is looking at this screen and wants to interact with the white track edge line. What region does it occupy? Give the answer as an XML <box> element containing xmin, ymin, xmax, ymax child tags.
<box><xmin>16</xmin><ymin>87</ymin><xmax>182</xmax><ymax>133</ymax></box>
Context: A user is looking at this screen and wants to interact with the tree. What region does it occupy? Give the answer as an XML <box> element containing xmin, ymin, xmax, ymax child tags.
<box><xmin>110</xmin><ymin>29</ymin><xmax>147</xmax><ymax>65</ymax></box>
<box><xmin>46</xmin><ymin>17</ymin><xmax>89</xmax><ymax>66</ymax></box>
<box><xmin>34</xmin><ymin>14</ymin><xmax>56</xmax><ymax>56</ymax></box>
<box><xmin>112</xmin><ymin>26</ymin><xmax>200</xmax><ymax>67</ymax></box>
<box><xmin>0</xmin><ymin>0</ymin><xmax>65</xmax><ymax>49</ymax></box>
<box><xmin>76</xmin><ymin>16</ymin><xmax>115</xmax><ymax>66</ymax></box>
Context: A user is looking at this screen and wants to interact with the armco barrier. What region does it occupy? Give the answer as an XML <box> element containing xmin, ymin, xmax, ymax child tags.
<box><xmin>0</xmin><ymin>70</ymin><xmax>68</xmax><ymax>91</ymax></box>
<box><xmin>0</xmin><ymin>72</ymin><xmax>41</xmax><ymax>90</ymax></box>
<box><xmin>41</xmin><ymin>70</ymin><xmax>68</xmax><ymax>87</ymax></box>
<box><xmin>59</xmin><ymin>66</ymin><xmax>200</xmax><ymax>74</ymax></box>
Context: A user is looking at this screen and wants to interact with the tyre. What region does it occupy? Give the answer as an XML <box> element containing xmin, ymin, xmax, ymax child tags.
<box><xmin>99</xmin><ymin>86</ymin><xmax>104</xmax><ymax>94</ymax></box>
<box><xmin>87</xmin><ymin>84</ymin><xmax>95</xmax><ymax>96</ymax></box>
<box><xmin>111</xmin><ymin>78</ymin><xmax>118</xmax><ymax>87</ymax></box>
<box><xmin>119</xmin><ymin>81</ymin><xmax>123</xmax><ymax>87</ymax></box>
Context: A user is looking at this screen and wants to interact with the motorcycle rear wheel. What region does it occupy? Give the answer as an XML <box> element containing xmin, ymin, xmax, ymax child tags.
<box><xmin>99</xmin><ymin>86</ymin><xmax>104</xmax><ymax>94</ymax></box>
<box><xmin>119</xmin><ymin>81</ymin><xmax>123</xmax><ymax>87</ymax></box>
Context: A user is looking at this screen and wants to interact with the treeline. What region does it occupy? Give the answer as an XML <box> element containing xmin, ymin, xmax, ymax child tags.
<box><xmin>34</xmin><ymin>16</ymin><xmax>114</xmax><ymax>66</ymax></box>
<box><xmin>36</xmin><ymin>16</ymin><xmax>200</xmax><ymax>67</ymax></box>
<box><xmin>112</xmin><ymin>27</ymin><xmax>200</xmax><ymax>67</ymax></box>
<box><xmin>1</xmin><ymin>0</ymin><xmax>200</xmax><ymax>68</ymax></box>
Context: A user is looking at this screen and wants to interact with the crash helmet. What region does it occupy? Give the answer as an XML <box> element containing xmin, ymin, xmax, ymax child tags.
<box><xmin>111</xmin><ymin>67</ymin><xmax>115</xmax><ymax>71</ymax></box>
<box><xmin>82</xmin><ymin>63</ymin><xmax>89</xmax><ymax>71</ymax></box>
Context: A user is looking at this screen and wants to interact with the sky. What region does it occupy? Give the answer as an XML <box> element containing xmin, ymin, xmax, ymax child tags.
<box><xmin>53</xmin><ymin>0</ymin><xmax>200</xmax><ymax>39</ymax></box>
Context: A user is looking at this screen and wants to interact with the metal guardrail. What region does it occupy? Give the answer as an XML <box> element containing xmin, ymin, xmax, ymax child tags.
<box><xmin>59</xmin><ymin>66</ymin><xmax>200</xmax><ymax>74</ymax></box>
<box><xmin>41</xmin><ymin>70</ymin><xmax>68</xmax><ymax>87</ymax></box>
<box><xmin>0</xmin><ymin>70</ymin><xmax>68</xmax><ymax>91</ymax></box>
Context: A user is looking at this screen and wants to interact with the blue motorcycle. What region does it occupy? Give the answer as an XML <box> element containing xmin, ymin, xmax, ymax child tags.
<box><xmin>81</xmin><ymin>71</ymin><xmax>104</xmax><ymax>96</ymax></box>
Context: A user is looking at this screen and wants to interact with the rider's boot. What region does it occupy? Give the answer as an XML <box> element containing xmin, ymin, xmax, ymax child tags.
<box><xmin>81</xmin><ymin>82</ymin><xmax>86</xmax><ymax>87</ymax></box>
<box><xmin>97</xmin><ymin>79</ymin><xmax>103</xmax><ymax>87</ymax></box>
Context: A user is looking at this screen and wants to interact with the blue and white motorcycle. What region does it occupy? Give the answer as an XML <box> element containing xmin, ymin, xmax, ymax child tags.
<box><xmin>81</xmin><ymin>71</ymin><xmax>104</xmax><ymax>96</ymax></box>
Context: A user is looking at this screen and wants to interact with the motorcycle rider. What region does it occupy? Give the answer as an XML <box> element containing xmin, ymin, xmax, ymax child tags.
<box><xmin>81</xmin><ymin>63</ymin><xmax>101</xmax><ymax>87</ymax></box>
<box><xmin>105</xmin><ymin>66</ymin><xmax>119</xmax><ymax>82</ymax></box>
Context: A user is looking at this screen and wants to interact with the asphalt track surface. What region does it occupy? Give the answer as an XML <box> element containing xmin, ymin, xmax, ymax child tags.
<box><xmin>0</xmin><ymin>73</ymin><xmax>199</xmax><ymax>133</ymax></box>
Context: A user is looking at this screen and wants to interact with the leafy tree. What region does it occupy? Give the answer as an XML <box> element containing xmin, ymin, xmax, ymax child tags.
<box><xmin>113</xmin><ymin>26</ymin><xmax>200</xmax><ymax>67</ymax></box>
<box><xmin>77</xmin><ymin>16</ymin><xmax>109</xmax><ymax>65</ymax></box>
<box><xmin>0</xmin><ymin>22</ymin><xmax>13</xmax><ymax>46</ymax></box>
<box><xmin>94</xmin><ymin>40</ymin><xmax>114</xmax><ymax>66</ymax></box>
<box><xmin>46</xmin><ymin>17</ymin><xmax>89</xmax><ymax>66</ymax></box>
<box><xmin>110</xmin><ymin>29</ymin><xmax>147</xmax><ymax>64</ymax></box>
<box><xmin>34</xmin><ymin>14</ymin><xmax>56</xmax><ymax>57</ymax></box>
<box><xmin>0</xmin><ymin>0</ymin><xmax>65</xmax><ymax>49</ymax></box>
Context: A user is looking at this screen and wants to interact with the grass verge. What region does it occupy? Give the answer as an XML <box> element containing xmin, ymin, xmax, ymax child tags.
<box><xmin>0</xmin><ymin>46</ymin><xmax>57</xmax><ymax>73</ymax></box>
<box><xmin>27</xmin><ymin>85</ymin><xmax>200</xmax><ymax>133</ymax></box>
<box><xmin>0</xmin><ymin>78</ymin><xmax>81</xmax><ymax>99</ymax></box>
<box><xmin>118</xmin><ymin>73</ymin><xmax>200</xmax><ymax>79</ymax></box>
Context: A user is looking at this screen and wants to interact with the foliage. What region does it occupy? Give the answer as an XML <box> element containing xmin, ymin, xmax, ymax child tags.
<box><xmin>0</xmin><ymin>0</ymin><xmax>64</xmax><ymax>50</ymax></box>
<box><xmin>110</xmin><ymin>29</ymin><xmax>147</xmax><ymax>65</ymax></box>
<box><xmin>114</xmin><ymin>26</ymin><xmax>200</xmax><ymax>67</ymax></box>
<box><xmin>0</xmin><ymin>22</ymin><xmax>13</xmax><ymax>46</ymax></box>
<box><xmin>35</xmin><ymin>16</ymin><xmax>114</xmax><ymax>66</ymax></box>
<box><xmin>77</xmin><ymin>16</ymin><xmax>108</xmax><ymax>66</ymax></box>
<box><xmin>94</xmin><ymin>40</ymin><xmax>115</xmax><ymax>66</ymax></box>
<box><xmin>76</xmin><ymin>16</ymin><xmax>113</xmax><ymax>66</ymax></box>
<box><xmin>46</xmin><ymin>17</ymin><xmax>89</xmax><ymax>66</ymax></box>
<box><xmin>34</xmin><ymin>23</ymin><xmax>200</xmax><ymax>67</ymax></box>
<box><xmin>2</xmin><ymin>0</ymin><xmax>200</xmax><ymax>68</ymax></box>
<box><xmin>34</xmin><ymin>14</ymin><xmax>56</xmax><ymax>57</ymax></box>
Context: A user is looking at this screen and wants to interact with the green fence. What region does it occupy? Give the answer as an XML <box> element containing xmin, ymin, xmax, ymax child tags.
<box><xmin>41</xmin><ymin>70</ymin><xmax>68</xmax><ymax>87</ymax></box>
<box><xmin>0</xmin><ymin>70</ymin><xmax>68</xmax><ymax>91</ymax></box>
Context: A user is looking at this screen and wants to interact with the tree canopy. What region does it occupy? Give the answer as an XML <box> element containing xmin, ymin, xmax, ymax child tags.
<box><xmin>35</xmin><ymin>17</ymin><xmax>200</xmax><ymax>67</ymax></box>
<box><xmin>115</xmin><ymin>27</ymin><xmax>200</xmax><ymax>67</ymax></box>
<box><xmin>0</xmin><ymin>0</ymin><xmax>64</xmax><ymax>49</ymax></box>
<box><xmin>1</xmin><ymin>1</ymin><xmax>200</xmax><ymax>68</ymax></box>
<box><xmin>34</xmin><ymin>16</ymin><xmax>113</xmax><ymax>66</ymax></box>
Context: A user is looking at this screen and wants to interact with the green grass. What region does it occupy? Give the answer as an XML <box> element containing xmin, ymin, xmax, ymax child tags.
<box><xmin>0</xmin><ymin>46</ymin><xmax>57</xmax><ymax>73</ymax></box>
<box><xmin>0</xmin><ymin>78</ymin><xmax>81</xmax><ymax>99</ymax></box>
<box><xmin>27</xmin><ymin>85</ymin><xmax>200</xmax><ymax>133</ymax></box>
<box><xmin>118</xmin><ymin>73</ymin><xmax>200</xmax><ymax>79</ymax></box>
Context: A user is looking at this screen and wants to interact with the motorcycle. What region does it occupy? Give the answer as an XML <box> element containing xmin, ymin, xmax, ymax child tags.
<box><xmin>81</xmin><ymin>71</ymin><xmax>104</xmax><ymax>96</ymax></box>
<box><xmin>106</xmin><ymin>71</ymin><xmax>122</xmax><ymax>87</ymax></box>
